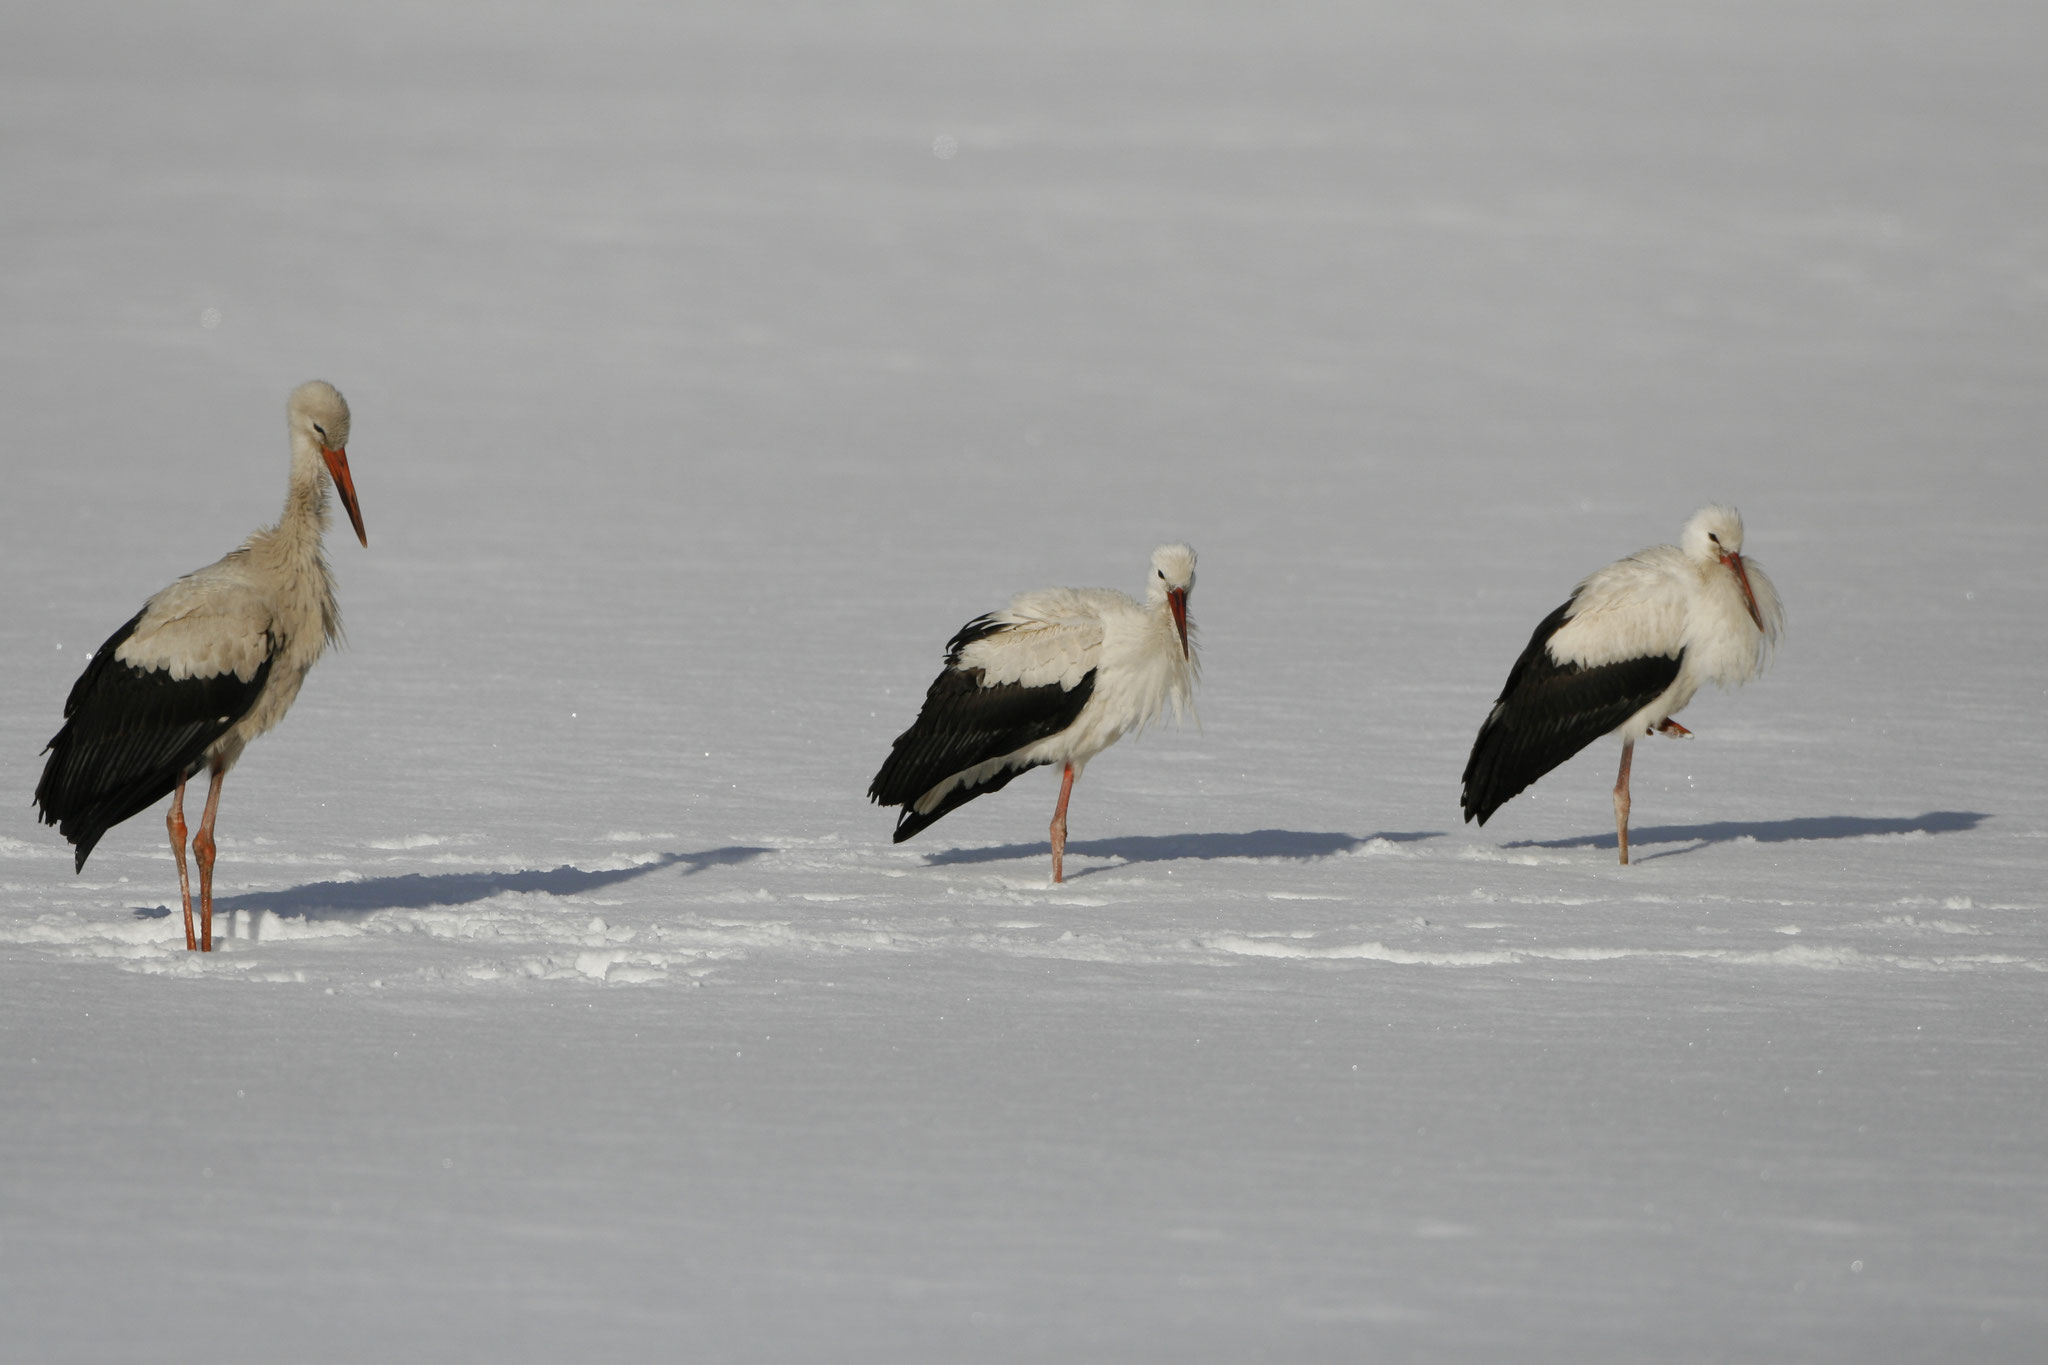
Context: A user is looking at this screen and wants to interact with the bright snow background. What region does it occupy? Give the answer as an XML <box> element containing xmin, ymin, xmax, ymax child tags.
<box><xmin>3</xmin><ymin>1</ymin><xmax>2045</xmax><ymax>1360</ymax></box>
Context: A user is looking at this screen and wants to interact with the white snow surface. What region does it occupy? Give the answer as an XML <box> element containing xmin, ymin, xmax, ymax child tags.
<box><xmin>4</xmin><ymin>1</ymin><xmax>2046</xmax><ymax>1360</ymax></box>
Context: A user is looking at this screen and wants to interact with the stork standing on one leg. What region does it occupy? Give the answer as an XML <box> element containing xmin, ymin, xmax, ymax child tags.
<box><xmin>1460</xmin><ymin>505</ymin><xmax>1783</xmax><ymax>864</ymax></box>
<box><xmin>35</xmin><ymin>380</ymin><xmax>368</xmax><ymax>950</ymax></box>
<box><xmin>869</xmin><ymin>544</ymin><xmax>1200</xmax><ymax>883</ymax></box>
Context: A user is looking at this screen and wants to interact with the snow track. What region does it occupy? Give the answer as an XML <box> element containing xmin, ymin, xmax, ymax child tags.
<box><xmin>5</xmin><ymin>825</ymin><xmax>2037</xmax><ymax>988</ymax></box>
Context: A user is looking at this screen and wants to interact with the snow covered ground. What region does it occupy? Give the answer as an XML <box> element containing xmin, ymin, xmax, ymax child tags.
<box><xmin>3</xmin><ymin>1</ymin><xmax>2045</xmax><ymax>1359</ymax></box>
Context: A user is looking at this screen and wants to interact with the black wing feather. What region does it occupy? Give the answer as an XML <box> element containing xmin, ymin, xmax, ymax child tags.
<box><xmin>34</xmin><ymin>612</ymin><xmax>272</xmax><ymax>871</ymax></box>
<box><xmin>869</xmin><ymin>618</ymin><xmax>1097</xmax><ymax>842</ymax></box>
<box><xmin>884</xmin><ymin>759</ymin><xmax>1037</xmax><ymax>844</ymax></box>
<box><xmin>1460</xmin><ymin>600</ymin><xmax>1682</xmax><ymax>825</ymax></box>
<box><xmin>942</xmin><ymin>613</ymin><xmax>1011</xmax><ymax>658</ymax></box>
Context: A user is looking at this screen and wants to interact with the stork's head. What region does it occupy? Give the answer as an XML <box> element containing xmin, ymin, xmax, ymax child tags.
<box><xmin>289</xmin><ymin>380</ymin><xmax>367</xmax><ymax>547</ymax></box>
<box><xmin>1148</xmin><ymin>542</ymin><xmax>1197</xmax><ymax>659</ymax></box>
<box><xmin>1682</xmin><ymin>504</ymin><xmax>1768</xmax><ymax>634</ymax></box>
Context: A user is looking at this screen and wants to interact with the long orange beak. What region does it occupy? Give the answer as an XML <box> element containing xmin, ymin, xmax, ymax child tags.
<box><xmin>321</xmin><ymin>446</ymin><xmax>368</xmax><ymax>547</ymax></box>
<box><xmin>1167</xmin><ymin>587</ymin><xmax>1189</xmax><ymax>660</ymax></box>
<box><xmin>1722</xmin><ymin>551</ymin><xmax>1763</xmax><ymax>631</ymax></box>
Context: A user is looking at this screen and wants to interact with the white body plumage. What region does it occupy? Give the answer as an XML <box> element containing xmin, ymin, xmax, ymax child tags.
<box><xmin>1544</xmin><ymin>506</ymin><xmax>1784</xmax><ymax>740</ymax></box>
<box><xmin>870</xmin><ymin>543</ymin><xmax>1200</xmax><ymax>882</ymax></box>
<box><xmin>1461</xmin><ymin>505</ymin><xmax>1784</xmax><ymax>863</ymax></box>
<box><xmin>112</xmin><ymin>467</ymin><xmax>348</xmax><ymax>776</ymax></box>
<box><xmin>925</xmin><ymin>575</ymin><xmax>1200</xmax><ymax>811</ymax></box>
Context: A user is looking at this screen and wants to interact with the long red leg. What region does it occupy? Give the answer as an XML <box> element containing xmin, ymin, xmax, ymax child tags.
<box><xmin>168</xmin><ymin>776</ymin><xmax>196</xmax><ymax>951</ymax></box>
<box><xmin>1613</xmin><ymin>738</ymin><xmax>1635</xmax><ymax>866</ymax></box>
<box><xmin>1049</xmin><ymin>763</ymin><xmax>1076</xmax><ymax>884</ymax></box>
<box><xmin>194</xmin><ymin>766</ymin><xmax>227</xmax><ymax>953</ymax></box>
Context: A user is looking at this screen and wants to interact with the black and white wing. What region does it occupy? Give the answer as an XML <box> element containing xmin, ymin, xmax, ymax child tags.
<box><xmin>869</xmin><ymin>612</ymin><xmax>1100</xmax><ymax>842</ymax></box>
<box><xmin>1460</xmin><ymin>599</ymin><xmax>1682</xmax><ymax>826</ymax></box>
<box><xmin>36</xmin><ymin>579</ymin><xmax>275</xmax><ymax>870</ymax></box>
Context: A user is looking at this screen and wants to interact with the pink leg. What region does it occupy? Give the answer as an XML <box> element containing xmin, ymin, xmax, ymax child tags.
<box><xmin>167</xmin><ymin>776</ymin><xmax>196</xmax><ymax>951</ymax></box>
<box><xmin>1049</xmin><ymin>764</ymin><xmax>1076</xmax><ymax>884</ymax></box>
<box><xmin>194</xmin><ymin>766</ymin><xmax>227</xmax><ymax>953</ymax></box>
<box><xmin>1656</xmin><ymin>719</ymin><xmax>1692</xmax><ymax>737</ymax></box>
<box><xmin>1613</xmin><ymin>738</ymin><xmax>1635</xmax><ymax>866</ymax></box>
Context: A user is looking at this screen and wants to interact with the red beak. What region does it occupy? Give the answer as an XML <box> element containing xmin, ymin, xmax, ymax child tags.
<box><xmin>1167</xmin><ymin>587</ymin><xmax>1189</xmax><ymax>660</ymax></box>
<box><xmin>1722</xmin><ymin>551</ymin><xmax>1763</xmax><ymax>631</ymax></box>
<box><xmin>321</xmin><ymin>446</ymin><xmax>368</xmax><ymax>547</ymax></box>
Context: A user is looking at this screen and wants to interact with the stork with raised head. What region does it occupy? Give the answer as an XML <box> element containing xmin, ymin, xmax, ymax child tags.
<box><xmin>1460</xmin><ymin>505</ymin><xmax>1783</xmax><ymax>864</ymax></box>
<box><xmin>870</xmin><ymin>544</ymin><xmax>1200</xmax><ymax>883</ymax></box>
<box><xmin>35</xmin><ymin>381</ymin><xmax>368</xmax><ymax>950</ymax></box>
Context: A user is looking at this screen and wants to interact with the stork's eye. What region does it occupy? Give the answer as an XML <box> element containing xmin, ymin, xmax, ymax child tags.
<box><xmin>1157</xmin><ymin>569</ymin><xmax>1166</xmax><ymax>579</ymax></box>
<box><xmin>313</xmin><ymin>423</ymin><xmax>327</xmax><ymax>439</ymax></box>
<box><xmin>1708</xmin><ymin>533</ymin><xmax>1720</xmax><ymax>545</ymax></box>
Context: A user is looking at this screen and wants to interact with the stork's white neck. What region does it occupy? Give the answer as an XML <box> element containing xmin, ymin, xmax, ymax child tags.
<box><xmin>280</xmin><ymin>430</ymin><xmax>335</xmax><ymax>535</ymax></box>
<box><xmin>236</xmin><ymin>430</ymin><xmax>345</xmax><ymax>651</ymax></box>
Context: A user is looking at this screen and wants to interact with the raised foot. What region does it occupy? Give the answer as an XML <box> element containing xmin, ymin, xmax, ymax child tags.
<box><xmin>1655</xmin><ymin>719</ymin><xmax>1693</xmax><ymax>738</ymax></box>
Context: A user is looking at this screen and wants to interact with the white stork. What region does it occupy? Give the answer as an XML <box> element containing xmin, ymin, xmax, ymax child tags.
<box><xmin>1460</xmin><ymin>505</ymin><xmax>1784</xmax><ymax>864</ymax></box>
<box><xmin>869</xmin><ymin>543</ymin><xmax>1200</xmax><ymax>883</ymax></box>
<box><xmin>35</xmin><ymin>381</ymin><xmax>368</xmax><ymax>951</ymax></box>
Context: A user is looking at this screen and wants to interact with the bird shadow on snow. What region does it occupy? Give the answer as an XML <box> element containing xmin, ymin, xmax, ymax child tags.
<box><xmin>130</xmin><ymin>846</ymin><xmax>774</xmax><ymax>923</ymax></box>
<box><xmin>923</xmin><ymin>829</ymin><xmax>1439</xmax><ymax>879</ymax></box>
<box><xmin>1504</xmin><ymin>811</ymin><xmax>1988</xmax><ymax>862</ymax></box>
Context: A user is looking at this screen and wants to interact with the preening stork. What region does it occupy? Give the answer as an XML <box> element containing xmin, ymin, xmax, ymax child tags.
<box><xmin>35</xmin><ymin>381</ymin><xmax>368</xmax><ymax>950</ymax></box>
<box><xmin>1460</xmin><ymin>505</ymin><xmax>1783</xmax><ymax>864</ymax></box>
<box><xmin>869</xmin><ymin>544</ymin><xmax>1200</xmax><ymax>883</ymax></box>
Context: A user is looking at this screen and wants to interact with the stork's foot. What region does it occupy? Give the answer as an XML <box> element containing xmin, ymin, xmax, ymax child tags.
<box><xmin>1655</xmin><ymin>719</ymin><xmax>1692</xmax><ymax>738</ymax></box>
<box><xmin>168</xmin><ymin>778</ymin><xmax>197</xmax><ymax>951</ymax></box>
<box><xmin>1614</xmin><ymin>738</ymin><xmax>1635</xmax><ymax>867</ymax></box>
<box><xmin>195</xmin><ymin>766</ymin><xmax>226</xmax><ymax>953</ymax></box>
<box><xmin>1049</xmin><ymin>763</ymin><xmax>1076</xmax><ymax>885</ymax></box>
<box><xmin>195</xmin><ymin>826</ymin><xmax>216</xmax><ymax>953</ymax></box>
